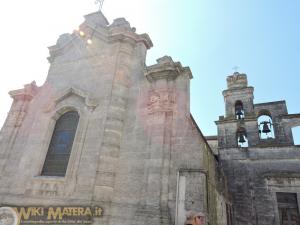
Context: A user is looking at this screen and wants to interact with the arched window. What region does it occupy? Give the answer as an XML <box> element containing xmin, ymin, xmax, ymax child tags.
<box><xmin>235</xmin><ymin>101</ymin><xmax>244</xmax><ymax>120</ymax></box>
<box><xmin>258</xmin><ymin>113</ymin><xmax>275</xmax><ymax>139</ymax></box>
<box><xmin>237</xmin><ymin>127</ymin><xmax>248</xmax><ymax>148</ymax></box>
<box><xmin>42</xmin><ymin>111</ymin><xmax>79</xmax><ymax>176</ymax></box>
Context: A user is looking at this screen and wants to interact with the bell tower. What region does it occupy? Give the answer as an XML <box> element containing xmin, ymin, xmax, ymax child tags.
<box><xmin>216</xmin><ymin>72</ymin><xmax>259</xmax><ymax>148</ymax></box>
<box><xmin>223</xmin><ymin>72</ymin><xmax>254</xmax><ymax>119</ymax></box>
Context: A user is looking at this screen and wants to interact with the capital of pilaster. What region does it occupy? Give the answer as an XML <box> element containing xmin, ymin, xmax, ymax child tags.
<box><xmin>9</xmin><ymin>81</ymin><xmax>38</xmax><ymax>101</ymax></box>
<box><xmin>145</xmin><ymin>56</ymin><xmax>192</xmax><ymax>82</ymax></box>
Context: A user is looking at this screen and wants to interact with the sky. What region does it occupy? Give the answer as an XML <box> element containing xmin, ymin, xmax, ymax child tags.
<box><xmin>0</xmin><ymin>0</ymin><xmax>299</xmax><ymax>142</ymax></box>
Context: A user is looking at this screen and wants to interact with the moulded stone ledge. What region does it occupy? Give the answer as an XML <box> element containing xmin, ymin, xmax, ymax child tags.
<box><xmin>145</xmin><ymin>56</ymin><xmax>192</xmax><ymax>82</ymax></box>
<box><xmin>9</xmin><ymin>81</ymin><xmax>38</xmax><ymax>101</ymax></box>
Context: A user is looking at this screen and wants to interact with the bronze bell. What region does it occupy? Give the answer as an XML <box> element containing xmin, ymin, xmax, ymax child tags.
<box><xmin>236</xmin><ymin>108</ymin><xmax>244</xmax><ymax>119</ymax></box>
<box><xmin>262</xmin><ymin>121</ymin><xmax>271</xmax><ymax>134</ymax></box>
<box><xmin>238</xmin><ymin>133</ymin><xmax>246</xmax><ymax>143</ymax></box>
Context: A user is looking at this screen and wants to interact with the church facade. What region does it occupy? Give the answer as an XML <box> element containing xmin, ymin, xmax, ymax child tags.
<box><xmin>0</xmin><ymin>11</ymin><xmax>299</xmax><ymax>225</ymax></box>
<box><xmin>0</xmin><ymin>11</ymin><xmax>228</xmax><ymax>225</ymax></box>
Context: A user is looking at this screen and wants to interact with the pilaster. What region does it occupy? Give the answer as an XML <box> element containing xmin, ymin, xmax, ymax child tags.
<box><xmin>0</xmin><ymin>81</ymin><xmax>38</xmax><ymax>176</ymax></box>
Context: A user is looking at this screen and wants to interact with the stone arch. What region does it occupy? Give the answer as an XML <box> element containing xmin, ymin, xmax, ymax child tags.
<box><xmin>51</xmin><ymin>105</ymin><xmax>81</xmax><ymax>121</ymax></box>
<box><xmin>235</xmin><ymin>100</ymin><xmax>245</xmax><ymax>119</ymax></box>
<box><xmin>292</xmin><ymin>126</ymin><xmax>300</xmax><ymax>145</ymax></box>
<box><xmin>257</xmin><ymin>109</ymin><xmax>272</xmax><ymax>118</ymax></box>
<box><xmin>236</xmin><ymin>127</ymin><xmax>248</xmax><ymax>148</ymax></box>
<box><xmin>41</xmin><ymin>110</ymin><xmax>80</xmax><ymax>176</ymax></box>
<box><xmin>257</xmin><ymin>111</ymin><xmax>275</xmax><ymax>139</ymax></box>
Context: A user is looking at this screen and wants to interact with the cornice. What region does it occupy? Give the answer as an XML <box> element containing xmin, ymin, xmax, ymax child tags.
<box><xmin>215</xmin><ymin>115</ymin><xmax>257</xmax><ymax>125</ymax></box>
<box><xmin>222</xmin><ymin>86</ymin><xmax>254</xmax><ymax>97</ymax></box>
<box><xmin>145</xmin><ymin>56</ymin><xmax>192</xmax><ymax>82</ymax></box>
<box><xmin>109</xmin><ymin>32</ymin><xmax>153</xmax><ymax>49</ymax></box>
<box><xmin>9</xmin><ymin>81</ymin><xmax>38</xmax><ymax>101</ymax></box>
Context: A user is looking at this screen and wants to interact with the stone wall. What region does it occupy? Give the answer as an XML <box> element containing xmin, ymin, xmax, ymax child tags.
<box><xmin>220</xmin><ymin>145</ymin><xmax>300</xmax><ymax>225</ymax></box>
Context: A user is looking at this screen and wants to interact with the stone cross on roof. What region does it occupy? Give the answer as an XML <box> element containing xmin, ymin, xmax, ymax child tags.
<box><xmin>95</xmin><ymin>0</ymin><xmax>104</xmax><ymax>11</ymax></box>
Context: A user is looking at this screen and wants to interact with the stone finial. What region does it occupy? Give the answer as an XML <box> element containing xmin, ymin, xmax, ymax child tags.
<box><xmin>226</xmin><ymin>72</ymin><xmax>248</xmax><ymax>89</ymax></box>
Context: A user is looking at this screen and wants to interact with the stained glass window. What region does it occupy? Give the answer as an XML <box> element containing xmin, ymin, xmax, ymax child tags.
<box><xmin>41</xmin><ymin>111</ymin><xmax>79</xmax><ymax>176</ymax></box>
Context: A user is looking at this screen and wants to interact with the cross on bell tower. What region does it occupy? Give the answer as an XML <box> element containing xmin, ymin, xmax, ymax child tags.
<box><xmin>232</xmin><ymin>66</ymin><xmax>240</xmax><ymax>73</ymax></box>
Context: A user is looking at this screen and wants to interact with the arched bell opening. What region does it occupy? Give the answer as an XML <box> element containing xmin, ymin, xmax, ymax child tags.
<box><xmin>257</xmin><ymin>113</ymin><xmax>275</xmax><ymax>139</ymax></box>
<box><xmin>292</xmin><ymin>126</ymin><xmax>300</xmax><ymax>145</ymax></box>
<box><xmin>236</xmin><ymin>127</ymin><xmax>248</xmax><ymax>148</ymax></box>
<box><xmin>235</xmin><ymin>100</ymin><xmax>245</xmax><ymax>120</ymax></box>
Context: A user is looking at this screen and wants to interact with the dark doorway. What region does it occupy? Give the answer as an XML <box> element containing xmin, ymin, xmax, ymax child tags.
<box><xmin>276</xmin><ymin>192</ymin><xmax>300</xmax><ymax>225</ymax></box>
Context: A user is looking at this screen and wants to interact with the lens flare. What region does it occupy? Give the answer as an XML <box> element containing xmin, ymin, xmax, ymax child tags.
<box><xmin>79</xmin><ymin>31</ymin><xmax>85</xmax><ymax>36</ymax></box>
